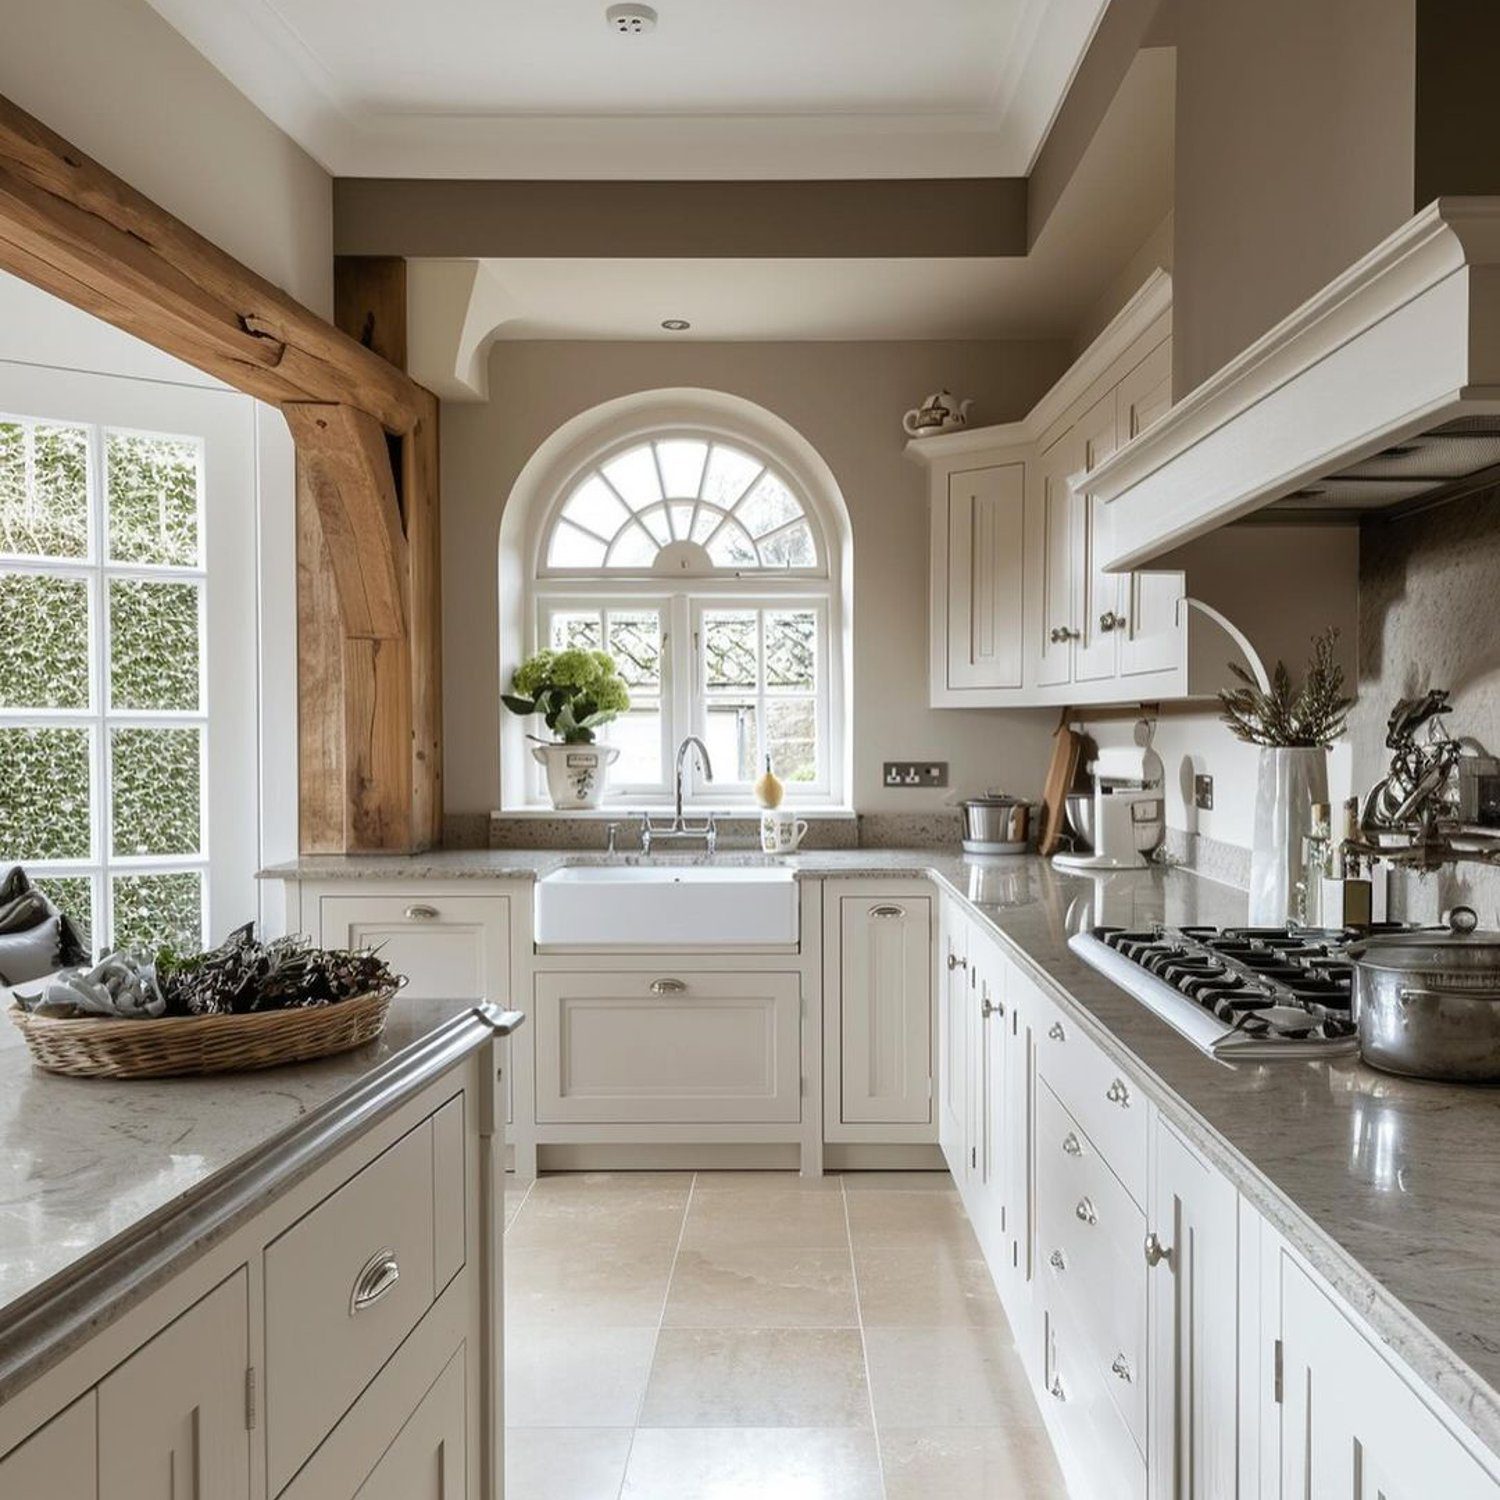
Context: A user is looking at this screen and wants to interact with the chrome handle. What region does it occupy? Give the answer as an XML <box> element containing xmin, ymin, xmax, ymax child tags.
<box><xmin>1061</xmin><ymin>1132</ymin><xmax>1082</xmax><ymax>1157</ymax></box>
<box><xmin>1049</xmin><ymin>1248</ymin><xmax>1067</xmax><ymax>1271</ymax></box>
<box><xmin>1111</xmin><ymin>1353</ymin><xmax>1133</xmax><ymax>1383</ymax></box>
<box><xmin>1075</xmin><ymin>1196</ymin><xmax>1097</xmax><ymax>1226</ymax></box>
<box><xmin>1048</xmin><ymin>1022</ymin><xmax>1066</xmax><ymax>1042</ymax></box>
<box><xmin>869</xmin><ymin>904</ymin><xmax>906</xmax><ymax>919</ymax></box>
<box><xmin>1049</xmin><ymin>626</ymin><xmax>1063</xmax><ymax>644</ymax></box>
<box><xmin>1106</xmin><ymin>1077</ymin><xmax>1132</xmax><ymax>1107</ymax></box>
<box><xmin>980</xmin><ymin>986</ymin><xmax>1002</xmax><ymax>1019</ymax></box>
<box><xmin>1049</xmin><ymin>626</ymin><xmax>1078</xmax><ymax>644</ymax></box>
<box><xmin>1099</xmin><ymin>610</ymin><xmax>1126</xmax><ymax>632</ymax></box>
<box><xmin>1144</xmin><ymin>1232</ymin><xmax>1173</xmax><ymax>1269</ymax></box>
<box><xmin>947</xmin><ymin>953</ymin><xmax>968</xmax><ymax>971</ymax></box>
<box><xmin>650</xmin><ymin>978</ymin><xmax>688</xmax><ymax>995</ymax></box>
<box><xmin>350</xmin><ymin>1248</ymin><xmax>400</xmax><ymax>1315</ymax></box>
<box><xmin>404</xmin><ymin>903</ymin><xmax>438</xmax><ymax>921</ymax></box>
<box><xmin>1049</xmin><ymin>1375</ymin><xmax>1067</xmax><ymax>1402</ymax></box>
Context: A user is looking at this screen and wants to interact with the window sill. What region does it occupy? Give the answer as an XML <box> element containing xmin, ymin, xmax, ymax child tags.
<box><xmin>493</xmin><ymin>805</ymin><xmax>858</xmax><ymax>821</ymax></box>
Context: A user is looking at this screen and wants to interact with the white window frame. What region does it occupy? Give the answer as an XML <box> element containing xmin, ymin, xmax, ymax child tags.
<box><xmin>0</xmin><ymin>363</ymin><xmax>259</xmax><ymax>953</ymax></box>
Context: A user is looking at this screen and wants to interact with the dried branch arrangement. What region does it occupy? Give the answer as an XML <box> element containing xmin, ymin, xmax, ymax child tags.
<box><xmin>1218</xmin><ymin>629</ymin><xmax>1353</xmax><ymax>748</ymax></box>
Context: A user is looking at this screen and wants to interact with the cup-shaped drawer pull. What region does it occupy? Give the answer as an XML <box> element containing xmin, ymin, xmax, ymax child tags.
<box><xmin>1048</xmin><ymin>1022</ymin><xmax>1066</xmax><ymax>1042</ymax></box>
<box><xmin>1105</xmin><ymin>1077</ymin><xmax>1132</xmax><ymax>1107</ymax></box>
<box><xmin>404</xmin><ymin>903</ymin><xmax>439</xmax><ymax>920</ymax></box>
<box><xmin>1061</xmin><ymin>1131</ymin><xmax>1083</xmax><ymax>1157</ymax></box>
<box><xmin>350</xmin><ymin>1248</ymin><xmax>401</xmax><ymax>1315</ymax></box>
<box><xmin>650</xmin><ymin>978</ymin><xmax>688</xmax><ymax>995</ymax></box>
<box><xmin>1048</xmin><ymin>1248</ymin><xmax>1067</xmax><ymax>1271</ymax></box>
<box><xmin>1111</xmin><ymin>1353</ymin><xmax>1133</xmax><ymax>1383</ymax></box>
<box><xmin>1075</xmin><ymin>1196</ymin><xmax>1097</xmax><ymax>1226</ymax></box>
<box><xmin>869</xmin><ymin>904</ymin><xmax>905</xmax><ymax>919</ymax></box>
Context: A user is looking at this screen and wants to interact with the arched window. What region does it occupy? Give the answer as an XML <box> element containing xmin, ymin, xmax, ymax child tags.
<box><xmin>507</xmin><ymin>399</ymin><xmax>850</xmax><ymax>809</ymax></box>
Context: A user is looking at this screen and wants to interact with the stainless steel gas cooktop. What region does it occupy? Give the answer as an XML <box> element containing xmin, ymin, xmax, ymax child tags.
<box><xmin>1068</xmin><ymin>924</ymin><xmax>1397</xmax><ymax>1060</ymax></box>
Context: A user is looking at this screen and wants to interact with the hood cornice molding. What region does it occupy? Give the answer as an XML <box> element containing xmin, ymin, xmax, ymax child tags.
<box><xmin>1090</xmin><ymin>197</ymin><xmax>1500</xmax><ymax>570</ymax></box>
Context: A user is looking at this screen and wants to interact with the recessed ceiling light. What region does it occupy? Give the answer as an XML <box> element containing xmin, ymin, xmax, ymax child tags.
<box><xmin>661</xmin><ymin>318</ymin><xmax>691</xmax><ymax>331</ymax></box>
<box><xmin>607</xmin><ymin>3</ymin><xmax>657</xmax><ymax>34</ymax></box>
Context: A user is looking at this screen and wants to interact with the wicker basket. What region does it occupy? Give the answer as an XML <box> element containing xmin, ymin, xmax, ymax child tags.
<box><xmin>8</xmin><ymin>988</ymin><xmax>396</xmax><ymax>1080</ymax></box>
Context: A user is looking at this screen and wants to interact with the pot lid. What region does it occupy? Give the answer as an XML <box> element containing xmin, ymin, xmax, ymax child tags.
<box><xmin>1349</xmin><ymin>906</ymin><xmax>1500</xmax><ymax>970</ymax></box>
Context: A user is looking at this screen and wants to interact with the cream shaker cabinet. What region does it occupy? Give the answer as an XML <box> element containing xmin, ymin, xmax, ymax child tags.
<box><xmin>98</xmin><ymin>1271</ymin><xmax>251</xmax><ymax>1500</ymax></box>
<box><xmin>0</xmin><ymin>1394</ymin><xmax>97</xmax><ymax>1499</ymax></box>
<box><xmin>937</xmin><ymin>899</ymin><xmax>973</xmax><ymax>1182</ymax></box>
<box><xmin>943</xmin><ymin>462</ymin><xmax>1027</xmax><ymax>692</ymax></box>
<box><xmin>353</xmin><ymin>1348</ymin><xmax>466</xmax><ymax>1500</ymax></box>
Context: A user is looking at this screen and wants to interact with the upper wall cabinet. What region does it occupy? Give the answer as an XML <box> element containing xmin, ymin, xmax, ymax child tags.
<box><xmin>912</xmin><ymin>273</ymin><xmax>1190</xmax><ymax>710</ymax></box>
<box><xmin>909</xmin><ymin>272</ymin><xmax>1363</xmax><ymax>710</ymax></box>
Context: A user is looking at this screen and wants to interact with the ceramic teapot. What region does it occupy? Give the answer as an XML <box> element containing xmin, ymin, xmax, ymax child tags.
<box><xmin>902</xmin><ymin>390</ymin><xmax>974</xmax><ymax>437</ymax></box>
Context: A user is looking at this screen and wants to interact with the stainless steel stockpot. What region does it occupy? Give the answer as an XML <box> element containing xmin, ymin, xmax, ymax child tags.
<box><xmin>960</xmin><ymin>793</ymin><xmax>1031</xmax><ymax>853</ymax></box>
<box><xmin>1348</xmin><ymin>907</ymin><xmax>1500</xmax><ymax>1081</ymax></box>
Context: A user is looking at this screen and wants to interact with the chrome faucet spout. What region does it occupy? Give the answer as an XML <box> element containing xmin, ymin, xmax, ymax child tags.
<box><xmin>675</xmin><ymin>735</ymin><xmax>713</xmax><ymax>821</ymax></box>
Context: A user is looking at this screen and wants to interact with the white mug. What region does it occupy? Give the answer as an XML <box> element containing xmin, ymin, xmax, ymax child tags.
<box><xmin>761</xmin><ymin>810</ymin><xmax>809</xmax><ymax>853</ymax></box>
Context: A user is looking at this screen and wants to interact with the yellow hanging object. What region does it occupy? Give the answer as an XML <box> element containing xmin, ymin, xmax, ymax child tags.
<box><xmin>754</xmin><ymin>756</ymin><xmax>785</xmax><ymax>809</ymax></box>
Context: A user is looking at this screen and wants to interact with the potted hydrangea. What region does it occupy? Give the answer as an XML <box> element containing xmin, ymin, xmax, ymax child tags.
<box><xmin>503</xmin><ymin>648</ymin><xmax>631</xmax><ymax>809</ymax></box>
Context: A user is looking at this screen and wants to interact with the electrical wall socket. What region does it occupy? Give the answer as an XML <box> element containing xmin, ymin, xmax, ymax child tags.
<box><xmin>884</xmin><ymin>761</ymin><xmax>948</xmax><ymax>789</ymax></box>
<box><xmin>1194</xmin><ymin>774</ymin><xmax>1215</xmax><ymax>811</ymax></box>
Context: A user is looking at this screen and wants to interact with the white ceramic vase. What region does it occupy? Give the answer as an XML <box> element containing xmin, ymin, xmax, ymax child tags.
<box><xmin>1248</xmin><ymin>746</ymin><xmax>1329</xmax><ymax>926</ymax></box>
<box><xmin>532</xmin><ymin>742</ymin><xmax>619</xmax><ymax>810</ymax></box>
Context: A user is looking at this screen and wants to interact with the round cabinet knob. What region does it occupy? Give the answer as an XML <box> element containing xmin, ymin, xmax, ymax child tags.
<box><xmin>1049</xmin><ymin>627</ymin><xmax>1063</xmax><ymax>644</ymax></box>
<box><xmin>1098</xmin><ymin>610</ymin><xmax>1127</xmax><ymax>632</ymax></box>
<box><xmin>1111</xmin><ymin>1354</ymin><xmax>1134</xmax><ymax>1383</ymax></box>
<box><xmin>1048</xmin><ymin>1022</ymin><xmax>1066</xmax><ymax>1042</ymax></box>
<box><xmin>1144</xmin><ymin>1232</ymin><xmax>1173</xmax><ymax>1269</ymax></box>
<box><xmin>947</xmin><ymin>953</ymin><xmax>968</xmax><ymax>971</ymax></box>
<box><xmin>1061</xmin><ymin>1132</ymin><xmax>1082</xmax><ymax>1157</ymax></box>
<box><xmin>1075</xmin><ymin>1196</ymin><xmax>1098</xmax><ymax>1226</ymax></box>
<box><xmin>1049</xmin><ymin>1249</ymin><xmax>1067</xmax><ymax>1271</ymax></box>
<box><xmin>1105</xmin><ymin>1077</ymin><xmax>1132</xmax><ymax>1107</ymax></box>
<box><xmin>981</xmin><ymin>995</ymin><xmax>1002</xmax><ymax>1019</ymax></box>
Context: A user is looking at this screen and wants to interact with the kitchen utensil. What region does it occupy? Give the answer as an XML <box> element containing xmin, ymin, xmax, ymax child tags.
<box><xmin>960</xmin><ymin>793</ymin><xmax>1030</xmax><ymax>855</ymax></box>
<box><xmin>1040</xmin><ymin>721</ymin><xmax>1083</xmax><ymax>856</ymax></box>
<box><xmin>1063</xmin><ymin>791</ymin><xmax>1094</xmax><ymax>851</ymax></box>
<box><xmin>1053</xmin><ymin>747</ymin><xmax>1164</xmax><ymax>871</ymax></box>
<box><xmin>1347</xmin><ymin>906</ymin><xmax>1500</xmax><ymax>1080</ymax></box>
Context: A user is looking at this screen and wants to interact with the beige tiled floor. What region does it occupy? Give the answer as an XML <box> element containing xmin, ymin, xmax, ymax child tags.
<box><xmin>504</xmin><ymin>1169</ymin><xmax>1069</xmax><ymax>1500</ymax></box>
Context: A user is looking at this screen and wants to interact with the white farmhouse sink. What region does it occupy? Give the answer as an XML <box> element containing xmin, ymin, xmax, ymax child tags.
<box><xmin>534</xmin><ymin>865</ymin><xmax>799</xmax><ymax>947</ymax></box>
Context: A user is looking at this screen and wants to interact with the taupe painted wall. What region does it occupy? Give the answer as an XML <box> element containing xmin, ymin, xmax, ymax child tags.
<box><xmin>439</xmin><ymin>339</ymin><xmax>1072</xmax><ymax>817</ymax></box>
<box><xmin>1</xmin><ymin>0</ymin><xmax>333</xmax><ymax>315</ymax></box>
<box><xmin>1171</xmin><ymin>0</ymin><xmax>1416</xmax><ymax>394</ymax></box>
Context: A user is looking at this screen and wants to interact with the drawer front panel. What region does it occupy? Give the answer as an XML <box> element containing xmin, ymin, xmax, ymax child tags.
<box><xmin>535</xmin><ymin>971</ymin><xmax>802</xmax><ymax>1124</ymax></box>
<box><xmin>1036</xmin><ymin>1001</ymin><xmax>1146</xmax><ymax>1203</ymax></box>
<box><xmin>1045</xmin><ymin>1303</ymin><xmax>1147</xmax><ymax>1500</ymax></box>
<box><xmin>1037</xmin><ymin>1081</ymin><xmax>1147</xmax><ymax>1449</ymax></box>
<box><xmin>265</xmin><ymin>1118</ymin><xmax>443</xmax><ymax>1493</ymax></box>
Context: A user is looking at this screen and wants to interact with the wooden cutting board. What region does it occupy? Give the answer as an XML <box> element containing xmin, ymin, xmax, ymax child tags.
<box><xmin>1039</xmin><ymin>720</ymin><xmax>1082</xmax><ymax>855</ymax></box>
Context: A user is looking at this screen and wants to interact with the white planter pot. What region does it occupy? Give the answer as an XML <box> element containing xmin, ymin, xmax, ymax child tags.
<box><xmin>1248</xmin><ymin>746</ymin><xmax>1329</xmax><ymax>926</ymax></box>
<box><xmin>532</xmin><ymin>742</ymin><xmax>619</xmax><ymax>810</ymax></box>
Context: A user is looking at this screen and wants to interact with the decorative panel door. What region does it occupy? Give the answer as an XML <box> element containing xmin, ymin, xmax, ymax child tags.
<box><xmin>937</xmin><ymin>901</ymin><xmax>970</xmax><ymax>1180</ymax></box>
<box><xmin>838</xmin><ymin>895</ymin><xmax>932</xmax><ymax>1124</ymax></box>
<box><xmin>1075</xmin><ymin>391</ymin><xmax>1122</xmax><ymax>684</ymax></box>
<box><xmin>355</xmin><ymin>1347</ymin><xmax>465</xmax><ymax>1500</ymax></box>
<box><xmin>1035</xmin><ymin>433</ymin><xmax>1079</xmax><ymax>688</ymax></box>
<box><xmin>946</xmin><ymin>463</ymin><xmax>1026</xmax><ymax>690</ymax></box>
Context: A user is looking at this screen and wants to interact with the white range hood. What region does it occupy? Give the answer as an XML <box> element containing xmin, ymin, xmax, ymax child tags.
<box><xmin>1091</xmin><ymin>197</ymin><xmax>1500</xmax><ymax>571</ymax></box>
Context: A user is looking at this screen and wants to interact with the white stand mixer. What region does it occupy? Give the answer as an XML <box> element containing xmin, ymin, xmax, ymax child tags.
<box><xmin>1052</xmin><ymin>746</ymin><xmax>1165</xmax><ymax>872</ymax></box>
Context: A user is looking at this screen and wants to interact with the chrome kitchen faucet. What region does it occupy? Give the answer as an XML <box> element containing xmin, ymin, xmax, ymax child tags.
<box><xmin>638</xmin><ymin>736</ymin><xmax>717</xmax><ymax>853</ymax></box>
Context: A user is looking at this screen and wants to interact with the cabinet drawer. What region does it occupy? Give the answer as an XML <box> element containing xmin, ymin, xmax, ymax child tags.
<box><xmin>1035</xmin><ymin>999</ymin><xmax>1146</xmax><ymax>1202</ymax></box>
<box><xmin>1037</xmin><ymin>1082</ymin><xmax>1146</xmax><ymax>1451</ymax></box>
<box><xmin>1045</xmin><ymin>1303</ymin><xmax>1146</xmax><ymax>1500</ymax></box>
<box><xmin>535</xmin><ymin>971</ymin><xmax>801</xmax><ymax>1124</ymax></box>
<box><xmin>265</xmin><ymin>1108</ymin><xmax>462</xmax><ymax>1492</ymax></box>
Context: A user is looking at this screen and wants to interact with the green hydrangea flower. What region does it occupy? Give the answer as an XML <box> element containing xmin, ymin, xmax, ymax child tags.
<box><xmin>512</xmin><ymin>649</ymin><xmax>554</xmax><ymax>699</ymax></box>
<box><xmin>592</xmin><ymin>675</ymin><xmax>630</xmax><ymax>714</ymax></box>
<box><xmin>550</xmin><ymin>648</ymin><xmax>603</xmax><ymax>690</ymax></box>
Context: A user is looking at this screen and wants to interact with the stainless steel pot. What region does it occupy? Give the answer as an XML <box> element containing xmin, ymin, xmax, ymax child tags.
<box><xmin>1348</xmin><ymin>907</ymin><xmax>1500</xmax><ymax>1081</ymax></box>
<box><xmin>960</xmin><ymin>793</ymin><xmax>1031</xmax><ymax>854</ymax></box>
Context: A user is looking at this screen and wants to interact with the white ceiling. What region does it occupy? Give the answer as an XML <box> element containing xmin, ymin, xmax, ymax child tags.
<box><xmin>406</xmin><ymin>47</ymin><xmax>1175</xmax><ymax>371</ymax></box>
<box><xmin>143</xmin><ymin>0</ymin><xmax>1110</xmax><ymax>177</ymax></box>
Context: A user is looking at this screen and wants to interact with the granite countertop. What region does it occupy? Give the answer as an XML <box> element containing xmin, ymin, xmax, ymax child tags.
<box><xmin>0</xmin><ymin>997</ymin><xmax>516</xmax><ymax>1403</ymax></box>
<box><xmin>265</xmin><ymin>844</ymin><xmax>1500</xmax><ymax>1452</ymax></box>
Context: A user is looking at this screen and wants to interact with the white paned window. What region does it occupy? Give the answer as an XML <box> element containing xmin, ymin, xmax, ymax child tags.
<box><xmin>529</xmin><ymin>429</ymin><xmax>842</xmax><ymax>806</ymax></box>
<box><xmin>0</xmin><ymin>413</ymin><xmax>210</xmax><ymax>953</ymax></box>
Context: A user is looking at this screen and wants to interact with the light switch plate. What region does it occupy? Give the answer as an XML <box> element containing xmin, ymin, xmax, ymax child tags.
<box><xmin>1195</xmin><ymin>774</ymin><xmax>1215</xmax><ymax>811</ymax></box>
<box><xmin>884</xmin><ymin>761</ymin><xmax>949</xmax><ymax>789</ymax></box>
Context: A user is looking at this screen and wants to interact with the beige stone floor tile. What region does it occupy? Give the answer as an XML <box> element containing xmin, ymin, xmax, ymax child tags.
<box><xmin>844</xmin><ymin>1188</ymin><xmax>983</xmax><ymax>1251</ymax></box>
<box><xmin>640</xmin><ymin>1328</ymin><xmax>871</xmax><ymax>1427</ymax></box>
<box><xmin>865</xmin><ymin>1327</ymin><xmax>1039</xmax><ymax>1428</ymax></box>
<box><xmin>663</xmin><ymin>1246</ymin><xmax>858</xmax><ymax>1328</ymax></box>
<box><xmin>693</xmin><ymin>1170</ymin><xmax>844</xmax><ymax>1193</ymax></box>
<box><xmin>505</xmin><ymin>1325</ymin><xmax>659</xmax><ymax>1426</ymax></box>
<box><xmin>854</xmin><ymin>1244</ymin><xmax>1009</xmax><ymax>1328</ymax></box>
<box><xmin>506</xmin><ymin>1243</ymin><xmax>677</xmax><ymax>1328</ymax></box>
<box><xmin>839</xmin><ymin>1171</ymin><xmax>958</xmax><ymax>1192</ymax></box>
<box><xmin>880</xmin><ymin>1425</ymin><xmax>1069</xmax><ymax>1500</ymax></box>
<box><xmin>680</xmin><ymin>1188</ymin><xmax>850</xmax><ymax>1250</ymax></box>
<box><xmin>506</xmin><ymin>1186</ymin><xmax>690</xmax><ymax>1250</ymax></box>
<box><xmin>527</xmin><ymin>1170</ymin><xmax>696</xmax><ymax>1195</ymax></box>
<box><xmin>622</xmin><ymin>1427</ymin><xmax>883</xmax><ymax>1499</ymax></box>
<box><xmin>504</xmin><ymin>1426</ymin><xmax>633</xmax><ymax>1500</ymax></box>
